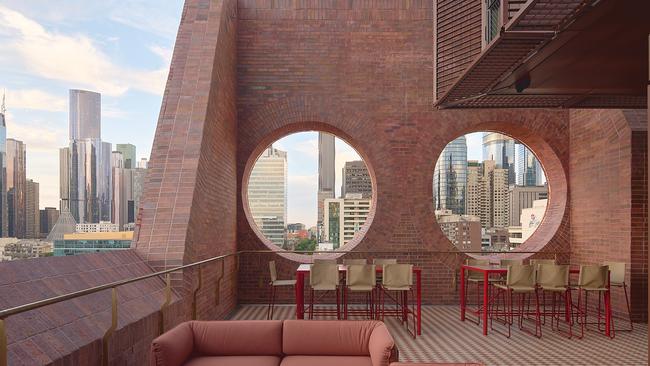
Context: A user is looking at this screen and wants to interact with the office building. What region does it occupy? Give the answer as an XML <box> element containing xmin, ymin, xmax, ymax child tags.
<box><xmin>40</xmin><ymin>207</ymin><xmax>59</xmax><ymax>239</ymax></box>
<box><xmin>0</xmin><ymin>97</ymin><xmax>6</xmax><ymax>237</ymax></box>
<box><xmin>25</xmin><ymin>179</ymin><xmax>39</xmax><ymax>239</ymax></box>
<box><xmin>287</xmin><ymin>223</ymin><xmax>305</xmax><ymax>232</ymax></box>
<box><xmin>482</xmin><ymin>132</ymin><xmax>516</xmax><ymax>185</ymax></box>
<box><xmin>341</xmin><ymin>160</ymin><xmax>371</xmax><ymax>198</ymax></box>
<box><xmin>520</xmin><ymin>199</ymin><xmax>548</xmax><ymax>242</ymax></box>
<box><xmin>465</xmin><ymin>160</ymin><xmax>509</xmax><ymax>229</ymax></box>
<box><xmin>317</xmin><ymin>132</ymin><xmax>335</xmax><ymax>231</ymax></box>
<box><xmin>323</xmin><ymin>194</ymin><xmax>371</xmax><ymax>248</ymax></box>
<box><xmin>515</xmin><ymin>142</ymin><xmax>543</xmax><ymax>186</ymax></box>
<box><xmin>247</xmin><ymin>146</ymin><xmax>287</xmax><ymax>247</ymax></box>
<box><xmin>116</xmin><ymin>144</ymin><xmax>136</xmax><ymax>169</ymax></box>
<box><xmin>433</xmin><ymin>136</ymin><xmax>467</xmax><ymax>214</ymax></box>
<box><xmin>2</xmin><ymin>240</ymin><xmax>52</xmax><ymax>260</ymax></box>
<box><xmin>137</xmin><ymin>158</ymin><xmax>148</xmax><ymax>169</ymax></box>
<box><xmin>76</xmin><ymin>221</ymin><xmax>119</xmax><ymax>233</ymax></box>
<box><xmin>508</xmin><ymin>185</ymin><xmax>548</xmax><ymax>226</ymax></box>
<box><xmin>435</xmin><ymin>210</ymin><xmax>481</xmax><ymax>251</ymax></box>
<box><xmin>53</xmin><ymin>231</ymin><xmax>132</xmax><ymax>256</ymax></box>
<box><xmin>59</xmin><ymin>147</ymin><xmax>70</xmax><ymax>211</ymax></box>
<box><xmin>69</xmin><ymin>90</ymin><xmax>100</xmax><ymax>140</ymax></box>
<box><xmin>7</xmin><ymin>139</ymin><xmax>26</xmax><ymax>238</ymax></box>
<box><xmin>46</xmin><ymin>208</ymin><xmax>77</xmax><ymax>242</ymax></box>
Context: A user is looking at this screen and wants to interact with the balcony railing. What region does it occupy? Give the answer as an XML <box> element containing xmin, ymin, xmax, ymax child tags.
<box><xmin>0</xmin><ymin>249</ymin><xmax>568</xmax><ymax>366</ymax></box>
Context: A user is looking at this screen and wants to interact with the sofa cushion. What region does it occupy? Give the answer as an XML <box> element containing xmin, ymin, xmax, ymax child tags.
<box><xmin>185</xmin><ymin>356</ymin><xmax>282</xmax><ymax>366</ymax></box>
<box><xmin>281</xmin><ymin>356</ymin><xmax>373</xmax><ymax>366</ymax></box>
<box><xmin>191</xmin><ymin>320</ymin><xmax>283</xmax><ymax>356</ymax></box>
<box><xmin>283</xmin><ymin>320</ymin><xmax>380</xmax><ymax>356</ymax></box>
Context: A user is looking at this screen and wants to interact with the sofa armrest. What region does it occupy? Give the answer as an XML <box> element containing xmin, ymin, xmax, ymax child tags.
<box><xmin>150</xmin><ymin>321</ymin><xmax>195</xmax><ymax>366</ymax></box>
<box><xmin>369</xmin><ymin>322</ymin><xmax>397</xmax><ymax>366</ymax></box>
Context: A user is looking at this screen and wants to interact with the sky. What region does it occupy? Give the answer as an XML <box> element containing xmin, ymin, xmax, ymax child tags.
<box><xmin>0</xmin><ymin>1</ymin><xmax>184</xmax><ymax>209</ymax></box>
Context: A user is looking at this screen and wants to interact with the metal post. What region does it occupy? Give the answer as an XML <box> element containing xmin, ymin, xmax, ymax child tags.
<box><xmin>102</xmin><ymin>288</ymin><xmax>118</xmax><ymax>366</ymax></box>
<box><xmin>192</xmin><ymin>267</ymin><xmax>203</xmax><ymax>320</ymax></box>
<box><xmin>215</xmin><ymin>259</ymin><xmax>225</xmax><ymax>305</ymax></box>
<box><xmin>159</xmin><ymin>274</ymin><xmax>171</xmax><ymax>335</ymax></box>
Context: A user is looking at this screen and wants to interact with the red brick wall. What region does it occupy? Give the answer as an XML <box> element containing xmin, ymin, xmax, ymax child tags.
<box><xmin>234</xmin><ymin>0</ymin><xmax>572</xmax><ymax>304</ymax></box>
<box><xmin>569</xmin><ymin>109</ymin><xmax>648</xmax><ymax>321</ymax></box>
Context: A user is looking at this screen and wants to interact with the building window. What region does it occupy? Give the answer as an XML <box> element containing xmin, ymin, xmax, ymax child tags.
<box><xmin>246</xmin><ymin>131</ymin><xmax>373</xmax><ymax>253</ymax></box>
<box><xmin>434</xmin><ymin>132</ymin><xmax>548</xmax><ymax>252</ymax></box>
<box><xmin>485</xmin><ymin>0</ymin><xmax>501</xmax><ymax>44</ymax></box>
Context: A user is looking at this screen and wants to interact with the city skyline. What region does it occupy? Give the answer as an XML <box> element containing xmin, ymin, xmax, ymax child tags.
<box><xmin>0</xmin><ymin>2</ymin><xmax>183</xmax><ymax>209</ymax></box>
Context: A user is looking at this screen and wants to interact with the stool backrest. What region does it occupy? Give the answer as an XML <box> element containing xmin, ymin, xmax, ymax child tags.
<box><xmin>529</xmin><ymin>259</ymin><xmax>555</xmax><ymax>268</ymax></box>
<box><xmin>269</xmin><ymin>261</ymin><xmax>277</xmax><ymax>282</ymax></box>
<box><xmin>383</xmin><ymin>264</ymin><xmax>413</xmax><ymax>288</ymax></box>
<box><xmin>313</xmin><ymin>259</ymin><xmax>337</xmax><ymax>265</ymax></box>
<box><xmin>500</xmin><ymin>259</ymin><xmax>523</xmax><ymax>268</ymax></box>
<box><xmin>310</xmin><ymin>263</ymin><xmax>339</xmax><ymax>287</ymax></box>
<box><xmin>578</xmin><ymin>265</ymin><xmax>609</xmax><ymax>289</ymax></box>
<box><xmin>466</xmin><ymin>259</ymin><xmax>489</xmax><ymax>280</ymax></box>
<box><xmin>343</xmin><ymin>259</ymin><xmax>367</xmax><ymax>265</ymax></box>
<box><xmin>373</xmin><ymin>258</ymin><xmax>397</xmax><ymax>265</ymax></box>
<box><xmin>603</xmin><ymin>262</ymin><xmax>625</xmax><ymax>285</ymax></box>
<box><xmin>346</xmin><ymin>264</ymin><xmax>376</xmax><ymax>287</ymax></box>
<box><xmin>506</xmin><ymin>264</ymin><xmax>536</xmax><ymax>288</ymax></box>
<box><xmin>537</xmin><ymin>264</ymin><xmax>569</xmax><ymax>288</ymax></box>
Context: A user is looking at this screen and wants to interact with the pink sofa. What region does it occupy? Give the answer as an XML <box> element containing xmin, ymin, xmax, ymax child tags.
<box><xmin>150</xmin><ymin>320</ymin><xmax>398</xmax><ymax>366</ymax></box>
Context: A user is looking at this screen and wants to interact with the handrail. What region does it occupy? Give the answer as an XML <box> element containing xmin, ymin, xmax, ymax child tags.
<box><xmin>0</xmin><ymin>248</ymin><xmax>569</xmax><ymax>366</ymax></box>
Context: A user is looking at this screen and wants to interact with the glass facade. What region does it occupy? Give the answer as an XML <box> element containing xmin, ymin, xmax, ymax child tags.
<box><xmin>7</xmin><ymin>139</ymin><xmax>26</xmax><ymax>238</ymax></box>
<box><xmin>515</xmin><ymin>143</ymin><xmax>544</xmax><ymax>186</ymax></box>
<box><xmin>69</xmin><ymin>139</ymin><xmax>112</xmax><ymax>224</ymax></box>
<box><xmin>485</xmin><ymin>0</ymin><xmax>501</xmax><ymax>44</ymax></box>
<box><xmin>0</xmin><ymin>111</ymin><xmax>7</xmax><ymax>236</ymax></box>
<box><xmin>53</xmin><ymin>238</ymin><xmax>132</xmax><ymax>256</ymax></box>
<box><xmin>116</xmin><ymin>143</ymin><xmax>136</xmax><ymax>169</ymax></box>
<box><xmin>482</xmin><ymin>132</ymin><xmax>515</xmax><ymax>185</ymax></box>
<box><xmin>69</xmin><ymin>90</ymin><xmax>101</xmax><ymax>140</ymax></box>
<box><xmin>248</xmin><ymin>146</ymin><xmax>287</xmax><ymax>247</ymax></box>
<box><xmin>434</xmin><ymin>136</ymin><xmax>467</xmax><ymax>214</ymax></box>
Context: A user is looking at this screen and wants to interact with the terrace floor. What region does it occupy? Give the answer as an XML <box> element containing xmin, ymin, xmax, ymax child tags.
<box><xmin>230</xmin><ymin>305</ymin><xmax>647</xmax><ymax>366</ymax></box>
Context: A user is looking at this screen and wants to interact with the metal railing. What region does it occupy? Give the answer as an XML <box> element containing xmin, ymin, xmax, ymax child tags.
<box><xmin>0</xmin><ymin>249</ymin><xmax>567</xmax><ymax>366</ymax></box>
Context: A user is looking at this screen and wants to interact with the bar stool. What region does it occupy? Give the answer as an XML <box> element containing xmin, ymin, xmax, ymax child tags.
<box><xmin>379</xmin><ymin>264</ymin><xmax>416</xmax><ymax>338</ymax></box>
<box><xmin>604</xmin><ymin>262</ymin><xmax>633</xmax><ymax>331</ymax></box>
<box><xmin>574</xmin><ymin>265</ymin><xmax>611</xmax><ymax>339</ymax></box>
<box><xmin>343</xmin><ymin>259</ymin><xmax>368</xmax><ymax>265</ymax></box>
<box><xmin>373</xmin><ymin>258</ymin><xmax>397</xmax><ymax>265</ymax></box>
<box><xmin>465</xmin><ymin>259</ymin><xmax>490</xmax><ymax>325</ymax></box>
<box><xmin>490</xmin><ymin>264</ymin><xmax>541</xmax><ymax>338</ymax></box>
<box><xmin>537</xmin><ymin>264</ymin><xmax>572</xmax><ymax>338</ymax></box>
<box><xmin>314</xmin><ymin>259</ymin><xmax>337</xmax><ymax>265</ymax></box>
<box><xmin>267</xmin><ymin>261</ymin><xmax>297</xmax><ymax>319</ymax></box>
<box><xmin>343</xmin><ymin>264</ymin><xmax>376</xmax><ymax>319</ymax></box>
<box><xmin>308</xmin><ymin>263</ymin><xmax>341</xmax><ymax>319</ymax></box>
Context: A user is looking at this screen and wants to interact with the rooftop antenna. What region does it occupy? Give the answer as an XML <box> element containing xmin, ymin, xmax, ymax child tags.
<box><xmin>1</xmin><ymin>90</ymin><xmax>5</xmax><ymax>115</ymax></box>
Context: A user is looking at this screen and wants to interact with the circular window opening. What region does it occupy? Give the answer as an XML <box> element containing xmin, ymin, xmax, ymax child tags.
<box><xmin>246</xmin><ymin>131</ymin><xmax>374</xmax><ymax>253</ymax></box>
<box><xmin>433</xmin><ymin>132</ymin><xmax>548</xmax><ymax>253</ymax></box>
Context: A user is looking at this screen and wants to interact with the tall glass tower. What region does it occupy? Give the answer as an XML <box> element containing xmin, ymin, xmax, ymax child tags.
<box><xmin>69</xmin><ymin>90</ymin><xmax>101</xmax><ymax>140</ymax></box>
<box><xmin>0</xmin><ymin>98</ymin><xmax>7</xmax><ymax>236</ymax></box>
<box><xmin>482</xmin><ymin>132</ymin><xmax>516</xmax><ymax>185</ymax></box>
<box><xmin>434</xmin><ymin>136</ymin><xmax>467</xmax><ymax>214</ymax></box>
<box><xmin>7</xmin><ymin>139</ymin><xmax>26</xmax><ymax>238</ymax></box>
<box><xmin>515</xmin><ymin>143</ymin><xmax>543</xmax><ymax>186</ymax></box>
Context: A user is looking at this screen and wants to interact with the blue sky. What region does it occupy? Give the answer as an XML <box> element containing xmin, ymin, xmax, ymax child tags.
<box><xmin>0</xmin><ymin>1</ymin><xmax>184</xmax><ymax>208</ymax></box>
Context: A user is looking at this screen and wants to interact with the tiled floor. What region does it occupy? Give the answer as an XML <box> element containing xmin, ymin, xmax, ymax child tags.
<box><xmin>230</xmin><ymin>305</ymin><xmax>648</xmax><ymax>366</ymax></box>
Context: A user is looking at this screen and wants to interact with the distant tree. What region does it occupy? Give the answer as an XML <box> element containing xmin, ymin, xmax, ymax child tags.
<box><xmin>295</xmin><ymin>238</ymin><xmax>316</xmax><ymax>252</ymax></box>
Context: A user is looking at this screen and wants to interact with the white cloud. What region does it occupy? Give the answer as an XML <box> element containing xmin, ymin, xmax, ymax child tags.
<box><xmin>293</xmin><ymin>138</ymin><xmax>318</xmax><ymax>158</ymax></box>
<box><xmin>0</xmin><ymin>5</ymin><xmax>169</xmax><ymax>96</ymax></box>
<box><xmin>108</xmin><ymin>2</ymin><xmax>182</xmax><ymax>40</ymax></box>
<box><xmin>5</xmin><ymin>112</ymin><xmax>66</xmax><ymax>153</ymax></box>
<box><xmin>1</xmin><ymin>87</ymin><xmax>66</xmax><ymax>112</ymax></box>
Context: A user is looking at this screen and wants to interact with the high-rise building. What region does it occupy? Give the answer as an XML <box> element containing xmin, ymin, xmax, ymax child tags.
<box><xmin>7</xmin><ymin>139</ymin><xmax>26</xmax><ymax>238</ymax></box>
<box><xmin>25</xmin><ymin>179</ymin><xmax>39</xmax><ymax>239</ymax></box>
<box><xmin>40</xmin><ymin>207</ymin><xmax>59</xmax><ymax>239</ymax></box>
<box><xmin>464</xmin><ymin>160</ymin><xmax>509</xmax><ymax>229</ymax></box>
<box><xmin>130</xmin><ymin>168</ymin><xmax>146</xmax><ymax>224</ymax></box>
<box><xmin>69</xmin><ymin>90</ymin><xmax>101</xmax><ymax>140</ymax></box>
<box><xmin>116</xmin><ymin>144</ymin><xmax>136</xmax><ymax>169</ymax></box>
<box><xmin>110</xmin><ymin>151</ymin><xmax>147</xmax><ymax>230</ymax></box>
<box><xmin>508</xmin><ymin>185</ymin><xmax>548</xmax><ymax>226</ymax></box>
<box><xmin>341</xmin><ymin>160</ymin><xmax>371</xmax><ymax>198</ymax></box>
<box><xmin>482</xmin><ymin>132</ymin><xmax>516</xmax><ymax>185</ymax></box>
<box><xmin>137</xmin><ymin>158</ymin><xmax>148</xmax><ymax>169</ymax></box>
<box><xmin>515</xmin><ymin>142</ymin><xmax>544</xmax><ymax>186</ymax></box>
<box><xmin>323</xmin><ymin>194</ymin><xmax>370</xmax><ymax>249</ymax></box>
<box><xmin>435</xmin><ymin>210</ymin><xmax>482</xmax><ymax>251</ymax></box>
<box><xmin>317</xmin><ymin>133</ymin><xmax>335</xmax><ymax>234</ymax></box>
<box><xmin>69</xmin><ymin>139</ymin><xmax>112</xmax><ymax>224</ymax></box>
<box><xmin>248</xmin><ymin>146</ymin><xmax>287</xmax><ymax>247</ymax></box>
<box><xmin>59</xmin><ymin>147</ymin><xmax>70</xmax><ymax>211</ymax></box>
<box><xmin>434</xmin><ymin>136</ymin><xmax>467</xmax><ymax>214</ymax></box>
<box><xmin>0</xmin><ymin>96</ymin><xmax>8</xmax><ymax>237</ymax></box>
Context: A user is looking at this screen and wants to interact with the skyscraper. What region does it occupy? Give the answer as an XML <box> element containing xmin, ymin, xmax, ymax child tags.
<box><xmin>248</xmin><ymin>146</ymin><xmax>287</xmax><ymax>247</ymax></box>
<box><xmin>433</xmin><ymin>136</ymin><xmax>467</xmax><ymax>214</ymax></box>
<box><xmin>0</xmin><ymin>96</ymin><xmax>8</xmax><ymax>237</ymax></box>
<box><xmin>341</xmin><ymin>160</ymin><xmax>372</xmax><ymax>198</ymax></box>
<box><xmin>69</xmin><ymin>90</ymin><xmax>101</xmax><ymax>140</ymax></box>
<box><xmin>323</xmin><ymin>195</ymin><xmax>371</xmax><ymax>249</ymax></box>
<box><xmin>317</xmin><ymin>133</ymin><xmax>335</xmax><ymax>233</ymax></box>
<box><xmin>465</xmin><ymin>160</ymin><xmax>510</xmax><ymax>229</ymax></box>
<box><xmin>25</xmin><ymin>179</ymin><xmax>39</xmax><ymax>239</ymax></box>
<box><xmin>62</xmin><ymin>90</ymin><xmax>112</xmax><ymax>224</ymax></box>
<box><xmin>40</xmin><ymin>207</ymin><xmax>60</xmax><ymax>239</ymax></box>
<box><xmin>7</xmin><ymin>139</ymin><xmax>26</xmax><ymax>238</ymax></box>
<box><xmin>116</xmin><ymin>144</ymin><xmax>136</xmax><ymax>169</ymax></box>
<box><xmin>515</xmin><ymin>142</ymin><xmax>543</xmax><ymax>186</ymax></box>
<box><xmin>482</xmin><ymin>132</ymin><xmax>516</xmax><ymax>185</ymax></box>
